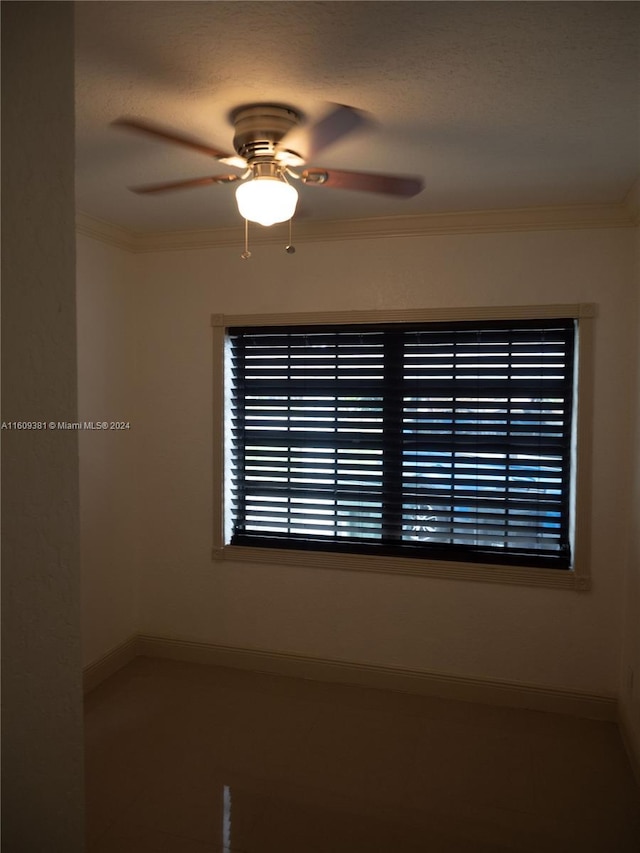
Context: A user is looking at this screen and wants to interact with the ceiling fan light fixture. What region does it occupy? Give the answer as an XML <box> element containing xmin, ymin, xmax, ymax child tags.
<box><xmin>235</xmin><ymin>176</ymin><xmax>298</xmax><ymax>227</ymax></box>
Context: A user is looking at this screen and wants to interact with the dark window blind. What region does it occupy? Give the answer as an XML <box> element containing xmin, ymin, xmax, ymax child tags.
<box><xmin>228</xmin><ymin>319</ymin><xmax>575</xmax><ymax>569</ymax></box>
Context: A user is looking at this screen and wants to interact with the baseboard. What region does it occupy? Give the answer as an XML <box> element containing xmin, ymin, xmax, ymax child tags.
<box><xmin>618</xmin><ymin>700</ymin><xmax>640</xmax><ymax>788</ymax></box>
<box><xmin>83</xmin><ymin>635</ymin><xmax>138</xmax><ymax>694</ymax></box>
<box><xmin>84</xmin><ymin>633</ymin><xmax>617</xmax><ymax>721</ymax></box>
<box><xmin>135</xmin><ymin>634</ymin><xmax>616</xmax><ymax>721</ymax></box>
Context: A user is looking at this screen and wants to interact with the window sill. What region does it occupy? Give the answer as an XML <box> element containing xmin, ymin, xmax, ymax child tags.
<box><xmin>213</xmin><ymin>544</ymin><xmax>590</xmax><ymax>590</ymax></box>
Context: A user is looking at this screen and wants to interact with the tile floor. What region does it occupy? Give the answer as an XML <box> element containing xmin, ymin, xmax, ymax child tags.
<box><xmin>85</xmin><ymin>656</ymin><xmax>640</xmax><ymax>852</ymax></box>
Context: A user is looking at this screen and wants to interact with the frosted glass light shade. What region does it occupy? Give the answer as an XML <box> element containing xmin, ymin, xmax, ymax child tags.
<box><xmin>235</xmin><ymin>177</ymin><xmax>298</xmax><ymax>227</ymax></box>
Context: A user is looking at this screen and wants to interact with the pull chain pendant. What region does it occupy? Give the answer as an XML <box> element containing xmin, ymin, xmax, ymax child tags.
<box><xmin>285</xmin><ymin>218</ymin><xmax>295</xmax><ymax>254</ymax></box>
<box><xmin>240</xmin><ymin>218</ymin><xmax>251</xmax><ymax>260</ymax></box>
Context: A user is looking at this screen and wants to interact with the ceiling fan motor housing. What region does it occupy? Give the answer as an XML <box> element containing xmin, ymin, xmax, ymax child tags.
<box><xmin>230</xmin><ymin>104</ymin><xmax>302</xmax><ymax>165</ymax></box>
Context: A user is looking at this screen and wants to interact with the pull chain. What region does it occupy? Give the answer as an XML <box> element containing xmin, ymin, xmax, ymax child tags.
<box><xmin>241</xmin><ymin>218</ymin><xmax>251</xmax><ymax>260</ymax></box>
<box><xmin>285</xmin><ymin>218</ymin><xmax>295</xmax><ymax>254</ymax></box>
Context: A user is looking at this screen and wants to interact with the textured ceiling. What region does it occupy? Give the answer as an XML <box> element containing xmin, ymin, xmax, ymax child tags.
<box><xmin>75</xmin><ymin>1</ymin><xmax>640</xmax><ymax>233</ymax></box>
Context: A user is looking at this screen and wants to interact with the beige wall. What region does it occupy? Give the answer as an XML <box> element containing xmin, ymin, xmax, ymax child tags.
<box><xmin>620</xmin><ymin>223</ymin><xmax>640</xmax><ymax>762</ymax></box>
<box><xmin>107</xmin><ymin>226</ymin><xmax>634</xmax><ymax>696</ymax></box>
<box><xmin>77</xmin><ymin>224</ymin><xmax>638</xmax><ymax>697</ymax></box>
<box><xmin>1</xmin><ymin>3</ymin><xmax>84</xmax><ymax>849</ymax></box>
<box><xmin>77</xmin><ymin>234</ymin><xmax>139</xmax><ymax>666</ymax></box>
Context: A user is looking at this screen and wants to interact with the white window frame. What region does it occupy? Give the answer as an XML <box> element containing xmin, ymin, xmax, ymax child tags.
<box><xmin>212</xmin><ymin>303</ymin><xmax>595</xmax><ymax>591</ymax></box>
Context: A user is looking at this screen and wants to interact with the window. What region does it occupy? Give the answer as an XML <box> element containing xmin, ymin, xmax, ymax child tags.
<box><xmin>212</xmin><ymin>306</ymin><xmax>594</xmax><ymax>589</ymax></box>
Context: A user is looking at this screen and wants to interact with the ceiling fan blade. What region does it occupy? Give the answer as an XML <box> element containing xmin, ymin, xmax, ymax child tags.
<box><xmin>301</xmin><ymin>168</ymin><xmax>424</xmax><ymax>197</ymax></box>
<box><xmin>280</xmin><ymin>103</ymin><xmax>370</xmax><ymax>162</ymax></box>
<box><xmin>129</xmin><ymin>174</ymin><xmax>240</xmax><ymax>194</ymax></box>
<box><xmin>112</xmin><ymin>117</ymin><xmax>241</xmax><ymax>164</ymax></box>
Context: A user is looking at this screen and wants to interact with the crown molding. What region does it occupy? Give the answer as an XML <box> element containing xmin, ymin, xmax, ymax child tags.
<box><xmin>75</xmin><ymin>211</ymin><xmax>136</xmax><ymax>251</ymax></box>
<box><xmin>76</xmin><ymin>199</ymin><xmax>637</xmax><ymax>254</ymax></box>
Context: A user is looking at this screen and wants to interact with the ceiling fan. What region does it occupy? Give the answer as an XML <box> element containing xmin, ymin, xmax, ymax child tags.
<box><xmin>113</xmin><ymin>103</ymin><xmax>424</xmax><ymax>229</ymax></box>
